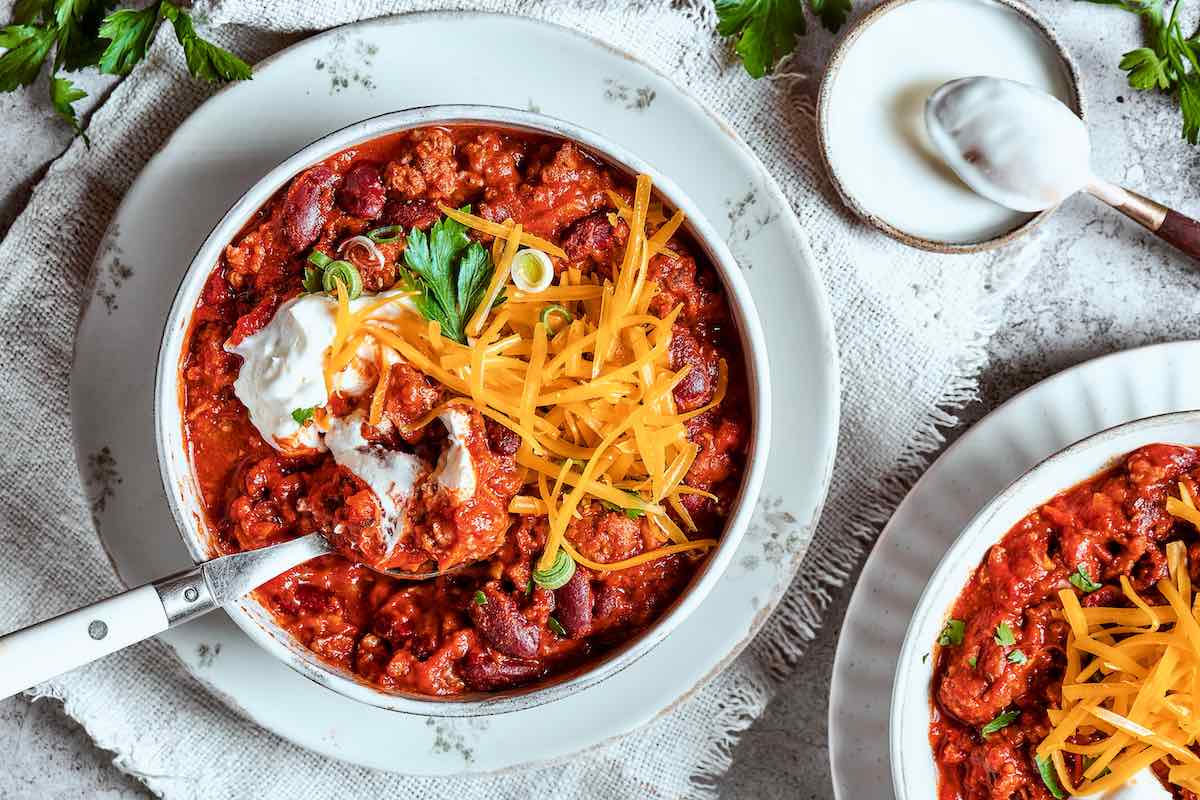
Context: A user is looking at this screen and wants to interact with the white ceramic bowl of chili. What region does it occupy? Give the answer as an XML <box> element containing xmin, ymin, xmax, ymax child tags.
<box><xmin>891</xmin><ymin>410</ymin><xmax>1200</xmax><ymax>797</ymax></box>
<box><xmin>154</xmin><ymin>105</ymin><xmax>772</xmax><ymax>716</ymax></box>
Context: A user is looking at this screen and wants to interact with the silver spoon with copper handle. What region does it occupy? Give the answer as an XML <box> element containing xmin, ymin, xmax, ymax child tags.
<box><xmin>0</xmin><ymin>532</ymin><xmax>454</xmax><ymax>701</ymax></box>
<box><xmin>925</xmin><ymin>76</ymin><xmax>1200</xmax><ymax>260</ymax></box>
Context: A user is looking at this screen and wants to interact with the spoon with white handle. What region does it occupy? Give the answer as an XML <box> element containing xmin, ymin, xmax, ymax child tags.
<box><xmin>0</xmin><ymin>532</ymin><xmax>452</xmax><ymax>701</ymax></box>
<box><xmin>926</xmin><ymin>76</ymin><xmax>1200</xmax><ymax>259</ymax></box>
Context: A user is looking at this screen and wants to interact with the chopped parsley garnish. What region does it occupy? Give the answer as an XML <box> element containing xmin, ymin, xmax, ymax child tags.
<box><xmin>600</xmin><ymin>491</ymin><xmax>647</xmax><ymax>520</ymax></box>
<box><xmin>922</xmin><ymin>652</ymin><xmax>929</xmax><ymax>664</ymax></box>
<box><xmin>938</xmin><ymin>619</ymin><xmax>965</xmax><ymax>647</ymax></box>
<box><xmin>0</xmin><ymin>0</ymin><xmax>251</xmax><ymax>136</ymax></box>
<box><xmin>1007</xmin><ymin>649</ymin><xmax>1028</xmax><ymax>665</ymax></box>
<box><xmin>981</xmin><ymin>709</ymin><xmax>1019</xmax><ymax>736</ymax></box>
<box><xmin>1070</xmin><ymin>564</ymin><xmax>1102</xmax><ymax>593</ymax></box>
<box><xmin>994</xmin><ymin>622</ymin><xmax>1016</xmax><ymax>646</ymax></box>
<box><xmin>400</xmin><ymin>208</ymin><xmax>494</xmax><ymax>344</ymax></box>
<box><xmin>1036</xmin><ymin>755</ymin><xmax>1067</xmax><ymax>799</ymax></box>
<box><xmin>291</xmin><ymin>407</ymin><xmax>315</xmax><ymax>425</ymax></box>
<box><xmin>715</xmin><ymin>0</ymin><xmax>851</xmax><ymax>79</ymax></box>
<box><xmin>472</xmin><ymin>590</ymin><xmax>487</xmax><ymax>606</ymax></box>
<box><xmin>1079</xmin><ymin>0</ymin><xmax>1200</xmax><ymax>144</ymax></box>
<box><xmin>968</xmin><ymin>655</ymin><xmax>978</xmax><ymax>668</ymax></box>
<box><xmin>547</xmin><ymin>616</ymin><xmax>566</xmax><ymax>637</ymax></box>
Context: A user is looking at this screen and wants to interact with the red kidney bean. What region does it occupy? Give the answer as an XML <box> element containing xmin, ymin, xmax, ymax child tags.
<box><xmin>382</xmin><ymin>198</ymin><xmax>440</xmax><ymax>231</ymax></box>
<box><xmin>336</xmin><ymin>161</ymin><xmax>386</xmax><ymax>219</ymax></box>
<box><xmin>460</xmin><ymin>650</ymin><xmax>542</xmax><ymax>691</ymax></box>
<box><xmin>669</xmin><ymin>325</ymin><xmax>718</xmax><ymax>412</ymax></box>
<box><xmin>552</xmin><ymin>569</ymin><xmax>593</xmax><ymax>639</ymax></box>
<box><xmin>279</xmin><ymin>165</ymin><xmax>337</xmax><ymax>252</ymax></box>
<box><xmin>468</xmin><ymin>583</ymin><xmax>540</xmax><ymax>658</ymax></box>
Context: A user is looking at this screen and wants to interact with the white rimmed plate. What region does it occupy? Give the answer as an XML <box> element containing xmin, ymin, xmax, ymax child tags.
<box><xmin>71</xmin><ymin>12</ymin><xmax>839</xmax><ymax>774</ymax></box>
<box><xmin>829</xmin><ymin>340</ymin><xmax>1200</xmax><ymax>798</ymax></box>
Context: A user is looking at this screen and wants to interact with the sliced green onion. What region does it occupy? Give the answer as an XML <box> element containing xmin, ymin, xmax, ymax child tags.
<box><xmin>322</xmin><ymin>260</ymin><xmax>363</xmax><ymax>299</ymax></box>
<box><xmin>994</xmin><ymin>622</ymin><xmax>1015</xmax><ymax>646</ymax></box>
<box><xmin>1007</xmin><ymin>649</ymin><xmax>1027</xmax><ymax>664</ymax></box>
<box><xmin>539</xmin><ymin>304</ymin><xmax>574</xmax><ymax>329</ymax></box>
<box><xmin>302</xmin><ymin>265</ymin><xmax>324</xmax><ymax>293</ymax></box>
<box><xmin>532</xmin><ymin>548</ymin><xmax>575</xmax><ymax>590</ymax></box>
<box><xmin>307</xmin><ymin>250</ymin><xmax>332</xmax><ymax>268</ymax></box>
<box><xmin>473</xmin><ymin>590</ymin><xmax>487</xmax><ymax>606</ymax></box>
<box><xmin>511</xmin><ymin>248</ymin><xmax>554</xmax><ymax>293</ymax></box>
<box><xmin>547</xmin><ymin>616</ymin><xmax>566</xmax><ymax>637</ymax></box>
<box><xmin>1036</xmin><ymin>755</ymin><xmax>1066</xmax><ymax>799</ymax></box>
<box><xmin>366</xmin><ymin>225</ymin><xmax>405</xmax><ymax>243</ymax></box>
<box><xmin>1069</xmin><ymin>564</ymin><xmax>1101</xmax><ymax>593</ymax></box>
<box><xmin>981</xmin><ymin>709</ymin><xmax>1019</xmax><ymax>736</ymax></box>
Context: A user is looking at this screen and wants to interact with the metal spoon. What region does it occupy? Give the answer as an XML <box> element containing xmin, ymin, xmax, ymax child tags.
<box><xmin>926</xmin><ymin>76</ymin><xmax>1200</xmax><ymax>260</ymax></box>
<box><xmin>0</xmin><ymin>531</ymin><xmax>452</xmax><ymax>701</ymax></box>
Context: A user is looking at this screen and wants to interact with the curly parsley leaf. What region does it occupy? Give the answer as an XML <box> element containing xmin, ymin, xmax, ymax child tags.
<box><xmin>937</xmin><ymin>619</ymin><xmax>965</xmax><ymax>647</ymax></box>
<box><xmin>0</xmin><ymin>24</ymin><xmax>55</xmax><ymax>91</ymax></box>
<box><xmin>50</xmin><ymin>74</ymin><xmax>86</xmax><ymax>134</ymax></box>
<box><xmin>159</xmin><ymin>1</ymin><xmax>250</xmax><ymax>82</ymax></box>
<box><xmin>981</xmin><ymin>709</ymin><xmax>1019</xmax><ymax>736</ymax></box>
<box><xmin>1036</xmin><ymin>755</ymin><xmax>1067</xmax><ymax>799</ymax></box>
<box><xmin>402</xmin><ymin>209</ymin><xmax>494</xmax><ymax>344</ymax></box>
<box><xmin>1069</xmin><ymin>564</ymin><xmax>1102</xmax><ymax>593</ymax></box>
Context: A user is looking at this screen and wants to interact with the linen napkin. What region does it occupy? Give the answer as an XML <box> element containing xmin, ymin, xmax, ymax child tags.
<box><xmin>0</xmin><ymin>0</ymin><xmax>1044</xmax><ymax>796</ymax></box>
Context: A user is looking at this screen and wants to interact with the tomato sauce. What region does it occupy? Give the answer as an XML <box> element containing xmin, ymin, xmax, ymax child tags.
<box><xmin>179</xmin><ymin>126</ymin><xmax>751</xmax><ymax>695</ymax></box>
<box><xmin>930</xmin><ymin>444</ymin><xmax>1200</xmax><ymax>799</ymax></box>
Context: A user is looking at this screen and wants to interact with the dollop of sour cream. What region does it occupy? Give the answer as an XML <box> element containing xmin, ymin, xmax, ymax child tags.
<box><xmin>226</xmin><ymin>290</ymin><xmax>414</xmax><ymax>451</ymax></box>
<box><xmin>925</xmin><ymin>76</ymin><xmax>1091</xmax><ymax>212</ymax></box>
<box><xmin>433</xmin><ymin>407</ymin><xmax>478</xmax><ymax>501</ymax></box>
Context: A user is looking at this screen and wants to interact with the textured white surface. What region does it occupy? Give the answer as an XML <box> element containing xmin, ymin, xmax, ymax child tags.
<box><xmin>0</xmin><ymin>0</ymin><xmax>1197</xmax><ymax>798</ymax></box>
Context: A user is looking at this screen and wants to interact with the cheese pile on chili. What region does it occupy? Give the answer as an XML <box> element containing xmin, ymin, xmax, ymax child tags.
<box><xmin>1037</xmin><ymin>484</ymin><xmax>1200</xmax><ymax>795</ymax></box>
<box><xmin>320</xmin><ymin>174</ymin><xmax>723</xmax><ymax>573</ymax></box>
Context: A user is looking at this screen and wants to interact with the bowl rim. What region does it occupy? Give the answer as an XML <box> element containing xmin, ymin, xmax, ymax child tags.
<box><xmin>889</xmin><ymin>408</ymin><xmax>1200</xmax><ymax>795</ymax></box>
<box><xmin>152</xmin><ymin>104</ymin><xmax>773</xmax><ymax>716</ymax></box>
<box><xmin>815</xmin><ymin>0</ymin><xmax>1085</xmax><ymax>253</ymax></box>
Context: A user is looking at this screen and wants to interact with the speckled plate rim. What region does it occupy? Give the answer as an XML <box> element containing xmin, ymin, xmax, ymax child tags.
<box><xmin>815</xmin><ymin>0</ymin><xmax>1085</xmax><ymax>254</ymax></box>
<box><xmin>70</xmin><ymin>10</ymin><xmax>841</xmax><ymax>775</ymax></box>
<box><xmin>828</xmin><ymin>340</ymin><xmax>1200</xmax><ymax>798</ymax></box>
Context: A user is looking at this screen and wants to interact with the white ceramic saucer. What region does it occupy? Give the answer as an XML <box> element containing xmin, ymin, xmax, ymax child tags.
<box><xmin>71</xmin><ymin>12</ymin><xmax>839</xmax><ymax>774</ymax></box>
<box><xmin>829</xmin><ymin>339</ymin><xmax>1200</xmax><ymax>798</ymax></box>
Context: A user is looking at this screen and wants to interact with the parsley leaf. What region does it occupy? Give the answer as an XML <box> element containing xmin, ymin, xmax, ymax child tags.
<box><xmin>937</xmin><ymin>619</ymin><xmax>965</xmax><ymax>647</ymax></box>
<box><xmin>1069</xmin><ymin>564</ymin><xmax>1102</xmax><ymax>593</ymax></box>
<box><xmin>96</xmin><ymin>4</ymin><xmax>156</xmax><ymax>75</ymax></box>
<box><xmin>0</xmin><ymin>24</ymin><xmax>55</xmax><ymax>91</ymax></box>
<box><xmin>159</xmin><ymin>1</ymin><xmax>251</xmax><ymax>82</ymax></box>
<box><xmin>1080</xmin><ymin>0</ymin><xmax>1200</xmax><ymax>143</ymax></box>
<box><xmin>12</xmin><ymin>0</ymin><xmax>46</xmax><ymax>25</ymax></box>
<box><xmin>1007</xmin><ymin>649</ymin><xmax>1027</xmax><ymax>665</ymax></box>
<box><xmin>716</xmin><ymin>0</ymin><xmax>850</xmax><ymax>79</ymax></box>
<box><xmin>49</xmin><ymin>74</ymin><xmax>86</xmax><ymax>135</ymax></box>
<box><xmin>808</xmin><ymin>0</ymin><xmax>851</xmax><ymax>31</ymax></box>
<box><xmin>401</xmin><ymin>209</ymin><xmax>494</xmax><ymax>344</ymax></box>
<box><xmin>967</xmin><ymin>655</ymin><xmax>977</xmax><ymax>668</ymax></box>
<box><xmin>1036</xmin><ymin>755</ymin><xmax>1067</xmax><ymax>799</ymax></box>
<box><xmin>994</xmin><ymin>621</ymin><xmax>1016</xmax><ymax>646</ymax></box>
<box><xmin>472</xmin><ymin>590</ymin><xmax>487</xmax><ymax>605</ymax></box>
<box><xmin>981</xmin><ymin>709</ymin><xmax>1020</xmax><ymax>736</ymax></box>
<box><xmin>291</xmin><ymin>406</ymin><xmax>315</xmax><ymax>425</ymax></box>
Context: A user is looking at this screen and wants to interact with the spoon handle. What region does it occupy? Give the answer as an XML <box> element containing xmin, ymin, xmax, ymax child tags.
<box><xmin>1086</xmin><ymin>179</ymin><xmax>1200</xmax><ymax>261</ymax></box>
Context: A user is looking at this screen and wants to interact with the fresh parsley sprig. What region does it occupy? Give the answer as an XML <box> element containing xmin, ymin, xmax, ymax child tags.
<box><xmin>400</xmin><ymin>209</ymin><xmax>496</xmax><ymax>345</ymax></box>
<box><xmin>715</xmin><ymin>0</ymin><xmax>851</xmax><ymax>79</ymax></box>
<box><xmin>1080</xmin><ymin>0</ymin><xmax>1200</xmax><ymax>143</ymax></box>
<box><xmin>0</xmin><ymin>0</ymin><xmax>251</xmax><ymax>138</ymax></box>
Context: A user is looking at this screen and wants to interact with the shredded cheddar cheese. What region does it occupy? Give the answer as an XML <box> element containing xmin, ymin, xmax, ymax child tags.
<box><xmin>1036</xmin><ymin>486</ymin><xmax>1200</xmax><ymax>795</ymax></box>
<box><xmin>316</xmin><ymin>176</ymin><xmax>726</xmax><ymax>574</ymax></box>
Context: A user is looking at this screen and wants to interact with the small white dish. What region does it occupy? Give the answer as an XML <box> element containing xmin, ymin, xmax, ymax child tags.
<box><xmin>829</xmin><ymin>339</ymin><xmax>1200</xmax><ymax>799</ymax></box>
<box><xmin>817</xmin><ymin>0</ymin><xmax>1083</xmax><ymax>252</ymax></box>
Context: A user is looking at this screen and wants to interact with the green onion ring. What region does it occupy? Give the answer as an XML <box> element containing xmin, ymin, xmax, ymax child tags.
<box><xmin>539</xmin><ymin>304</ymin><xmax>574</xmax><ymax>330</ymax></box>
<box><xmin>322</xmin><ymin>260</ymin><xmax>363</xmax><ymax>299</ymax></box>
<box><xmin>532</xmin><ymin>548</ymin><xmax>575</xmax><ymax>590</ymax></box>
<box><xmin>366</xmin><ymin>225</ymin><xmax>405</xmax><ymax>243</ymax></box>
<box><xmin>307</xmin><ymin>250</ymin><xmax>332</xmax><ymax>268</ymax></box>
<box><xmin>547</xmin><ymin>616</ymin><xmax>567</xmax><ymax>637</ymax></box>
<box><xmin>301</xmin><ymin>265</ymin><xmax>324</xmax><ymax>293</ymax></box>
